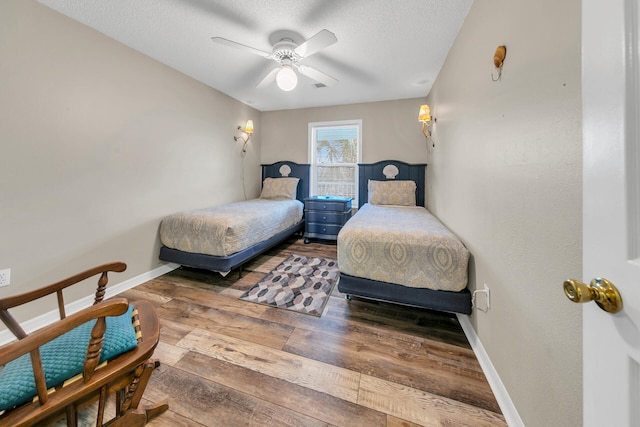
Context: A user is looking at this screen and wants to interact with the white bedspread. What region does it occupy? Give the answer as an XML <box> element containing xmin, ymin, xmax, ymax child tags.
<box><xmin>160</xmin><ymin>199</ymin><xmax>303</xmax><ymax>257</ymax></box>
<box><xmin>337</xmin><ymin>203</ymin><xmax>469</xmax><ymax>291</ymax></box>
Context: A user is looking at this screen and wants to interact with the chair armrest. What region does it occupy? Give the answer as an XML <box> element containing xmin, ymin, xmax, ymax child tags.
<box><xmin>0</xmin><ymin>262</ymin><xmax>126</xmax><ymax>311</ymax></box>
<box><xmin>0</xmin><ymin>262</ymin><xmax>126</xmax><ymax>339</ymax></box>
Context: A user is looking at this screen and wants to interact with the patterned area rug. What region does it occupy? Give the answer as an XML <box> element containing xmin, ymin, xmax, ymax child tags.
<box><xmin>240</xmin><ymin>254</ymin><xmax>339</xmax><ymax>317</ymax></box>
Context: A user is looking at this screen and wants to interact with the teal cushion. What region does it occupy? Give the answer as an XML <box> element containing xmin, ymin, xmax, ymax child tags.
<box><xmin>0</xmin><ymin>305</ymin><xmax>138</xmax><ymax>411</ymax></box>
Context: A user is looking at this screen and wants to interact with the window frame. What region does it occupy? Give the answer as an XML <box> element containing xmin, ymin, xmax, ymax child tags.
<box><xmin>308</xmin><ymin>119</ymin><xmax>362</xmax><ymax>202</ymax></box>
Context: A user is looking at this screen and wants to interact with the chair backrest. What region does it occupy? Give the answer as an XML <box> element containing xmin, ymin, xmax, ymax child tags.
<box><xmin>0</xmin><ymin>262</ymin><xmax>127</xmax><ymax>407</ymax></box>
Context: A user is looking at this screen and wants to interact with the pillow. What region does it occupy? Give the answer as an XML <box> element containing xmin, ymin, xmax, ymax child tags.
<box><xmin>0</xmin><ymin>305</ymin><xmax>138</xmax><ymax>411</ymax></box>
<box><xmin>368</xmin><ymin>179</ymin><xmax>417</xmax><ymax>206</ymax></box>
<box><xmin>260</xmin><ymin>177</ymin><xmax>299</xmax><ymax>200</ymax></box>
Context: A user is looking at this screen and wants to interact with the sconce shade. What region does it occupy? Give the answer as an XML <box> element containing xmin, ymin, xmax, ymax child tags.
<box><xmin>276</xmin><ymin>66</ymin><xmax>298</xmax><ymax>91</ymax></box>
<box><xmin>418</xmin><ymin>104</ymin><xmax>432</xmax><ymax>122</ymax></box>
<box><xmin>244</xmin><ymin>120</ymin><xmax>254</xmax><ymax>134</ymax></box>
<box><xmin>234</xmin><ymin>119</ymin><xmax>254</xmax><ymax>154</ymax></box>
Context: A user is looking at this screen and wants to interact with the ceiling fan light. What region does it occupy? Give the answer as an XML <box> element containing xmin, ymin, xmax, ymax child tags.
<box><xmin>276</xmin><ymin>66</ymin><xmax>298</xmax><ymax>91</ymax></box>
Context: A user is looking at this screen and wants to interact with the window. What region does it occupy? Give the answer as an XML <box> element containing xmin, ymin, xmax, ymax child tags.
<box><xmin>309</xmin><ymin>120</ymin><xmax>362</xmax><ymax>201</ymax></box>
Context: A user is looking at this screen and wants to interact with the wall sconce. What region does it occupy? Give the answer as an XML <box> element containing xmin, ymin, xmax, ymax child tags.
<box><xmin>418</xmin><ymin>104</ymin><xmax>436</xmax><ymax>141</ymax></box>
<box><xmin>492</xmin><ymin>45</ymin><xmax>507</xmax><ymax>82</ymax></box>
<box><xmin>234</xmin><ymin>119</ymin><xmax>254</xmax><ymax>153</ymax></box>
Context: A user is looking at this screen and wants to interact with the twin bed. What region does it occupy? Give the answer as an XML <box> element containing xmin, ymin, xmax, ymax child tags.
<box><xmin>337</xmin><ymin>160</ymin><xmax>472</xmax><ymax>314</ymax></box>
<box><xmin>158</xmin><ymin>161</ymin><xmax>309</xmax><ymax>275</ymax></box>
<box><xmin>158</xmin><ymin>160</ymin><xmax>472</xmax><ymax>315</ymax></box>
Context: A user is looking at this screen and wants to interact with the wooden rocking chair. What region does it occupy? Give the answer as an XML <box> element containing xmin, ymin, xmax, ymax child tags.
<box><xmin>0</xmin><ymin>262</ymin><xmax>168</xmax><ymax>426</ymax></box>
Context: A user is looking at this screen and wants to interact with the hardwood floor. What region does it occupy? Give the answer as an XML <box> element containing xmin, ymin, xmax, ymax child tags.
<box><xmin>121</xmin><ymin>237</ymin><xmax>506</xmax><ymax>427</ymax></box>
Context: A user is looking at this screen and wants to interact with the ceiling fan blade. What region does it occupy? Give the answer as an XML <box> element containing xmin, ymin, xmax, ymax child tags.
<box><xmin>294</xmin><ymin>29</ymin><xmax>337</xmax><ymax>58</ymax></box>
<box><xmin>256</xmin><ymin>67</ymin><xmax>280</xmax><ymax>88</ymax></box>
<box><xmin>211</xmin><ymin>37</ymin><xmax>271</xmax><ymax>57</ymax></box>
<box><xmin>296</xmin><ymin>65</ymin><xmax>338</xmax><ymax>87</ymax></box>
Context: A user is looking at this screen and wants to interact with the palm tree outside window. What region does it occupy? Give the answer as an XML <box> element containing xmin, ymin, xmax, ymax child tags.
<box><xmin>309</xmin><ymin>120</ymin><xmax>362</xmax><ymax>201</ymax></box>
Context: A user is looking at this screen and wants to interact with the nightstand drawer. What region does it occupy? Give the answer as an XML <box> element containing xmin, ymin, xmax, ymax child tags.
<box><xmin>305</xmin><ymin>223</ymin><xmax>344</xmax><ymax>237</ymax></box>
<box><xmin>305</xmin><ymin>211</ymin><xmax>351</xmax><ymax>225</ymax></box>
<box><xmin>305</xmin><ymin>198</ymin><xmax>352</xmax><ymax>212</ymax></box>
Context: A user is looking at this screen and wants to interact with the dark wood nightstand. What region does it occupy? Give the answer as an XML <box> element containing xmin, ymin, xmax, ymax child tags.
<box><xmin>303</xmin><ymin>196</ymin><xmax>352</xmax><ymax>243</ymax></box>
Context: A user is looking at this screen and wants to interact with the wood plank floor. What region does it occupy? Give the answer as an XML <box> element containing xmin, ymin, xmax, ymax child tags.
<box><xmin>121</xmin><ymin>237</ymin><xmax>506</xmax><ymax>427</ymax></box>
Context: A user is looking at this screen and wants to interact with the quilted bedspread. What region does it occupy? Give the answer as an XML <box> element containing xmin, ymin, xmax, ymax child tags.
<box><xmin>160</xmin><ymin>199</ymin><xmax>303</xmax><ymax>257</ymax></box>
<box><xmin>337</xmin><ymin>203</ymin><xmax>469</xmax><ymax>291</ymax></box>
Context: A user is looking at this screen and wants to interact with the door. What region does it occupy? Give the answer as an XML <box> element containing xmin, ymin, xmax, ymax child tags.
<box><xmin>581</xmin><ymin>0</ymin><xmax>640</xmax><ymax>425</ymax></box>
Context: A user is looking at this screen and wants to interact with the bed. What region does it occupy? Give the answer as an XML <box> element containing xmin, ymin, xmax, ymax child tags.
<box><xmin>158</xmin><ymin>161</ymin><xmax>310</xmax><ymax>275</ymax></box>
<box><xmin>337</xmin><ymin>160</ymin><xmax>472</xmax><ymax>314</ymax></box>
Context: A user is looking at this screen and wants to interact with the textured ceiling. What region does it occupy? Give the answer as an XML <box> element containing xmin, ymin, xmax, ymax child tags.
<box><xmin>37</xmin><ymin>0</ymin><xmax>473</xmax><ymax>112</ymax></box>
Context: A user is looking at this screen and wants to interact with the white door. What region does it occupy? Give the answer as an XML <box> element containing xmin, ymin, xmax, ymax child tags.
<box><xmin>580</xmin><ymin>0</ymin><xmax>640</xmax><ymax>425</ymax></box>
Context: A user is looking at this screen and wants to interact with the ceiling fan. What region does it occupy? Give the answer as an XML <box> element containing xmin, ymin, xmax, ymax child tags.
<box><xmin>211</xmin><ymin>29</ymin><xmax>338</xmax><ymax>91</ymax></box>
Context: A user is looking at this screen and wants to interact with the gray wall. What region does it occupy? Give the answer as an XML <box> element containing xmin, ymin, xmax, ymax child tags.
<box><xmin>0</xmin><ymin>0</ymin><xmax>261</xmax><ymax>320</ymax></box>
<box><xmin>426</xmin><ymin>0</ymin><xmax>583</xmax><ymax>425</ymax></box>
<box><xmin>261</xmin><ymin>98</ymin><xmax>428</xmax><ymax>165</ymax></box>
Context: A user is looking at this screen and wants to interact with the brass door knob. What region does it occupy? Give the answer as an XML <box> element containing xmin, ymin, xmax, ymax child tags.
<box><xmin>563</xmin><ymin>278</ymin><xmax>623</xmax><ymax>313</ymax></box>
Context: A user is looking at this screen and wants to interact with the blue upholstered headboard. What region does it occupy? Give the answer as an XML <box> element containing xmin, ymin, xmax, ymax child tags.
<box><xmin>261</xmin><ymin>161</ymin><xmax>310</xmax><ymax>203</ymax></box>
<box><xmin>358</xmin><ymin>160</ymin><xmax>427</xmax><ymax>208</ymax></box>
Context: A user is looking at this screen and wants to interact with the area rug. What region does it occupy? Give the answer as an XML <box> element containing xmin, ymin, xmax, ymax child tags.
<box><xmin>239</xmin><ymin>254</ymin><xmax>339</xmax><ymax>317</ymax></box>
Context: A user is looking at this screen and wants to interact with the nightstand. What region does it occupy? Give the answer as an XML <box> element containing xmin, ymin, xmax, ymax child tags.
<box><xmin>304</xmin><ymin>196</ymin><xmax>352</xmax><ymax>243</ymax></box>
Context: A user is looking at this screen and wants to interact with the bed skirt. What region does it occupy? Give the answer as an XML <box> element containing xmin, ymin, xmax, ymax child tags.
<box><xmin>338</xmin><ymin>272</ymin><xmax>472</xmax><ymax>315</ymax></box>
<box><xmin>159</xmin><ymin>221</ymin><xmax>303</xmax><ymax>274</ymax></box>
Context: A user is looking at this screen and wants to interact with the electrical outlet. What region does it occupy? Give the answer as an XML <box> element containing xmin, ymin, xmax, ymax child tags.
<box><xmin>0</xmin><ymin>268</ymin><xmax>10</xmax><ymax>287</ymax></box>
<box><xmin>472</xmin><ymin>284</ymin><xmax>491</xmax><ymax>312</ymax></box>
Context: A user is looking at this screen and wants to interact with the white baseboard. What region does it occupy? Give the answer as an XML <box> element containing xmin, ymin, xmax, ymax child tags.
<box><xmin>456</xmin><ymin>314</ymin><xmax>524</xmax><ymax>427</ymax></box>
<box><xmin>0</xmin><ymin>263</ymin><xmax>180</xmax><ymax>346</ymax></box>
